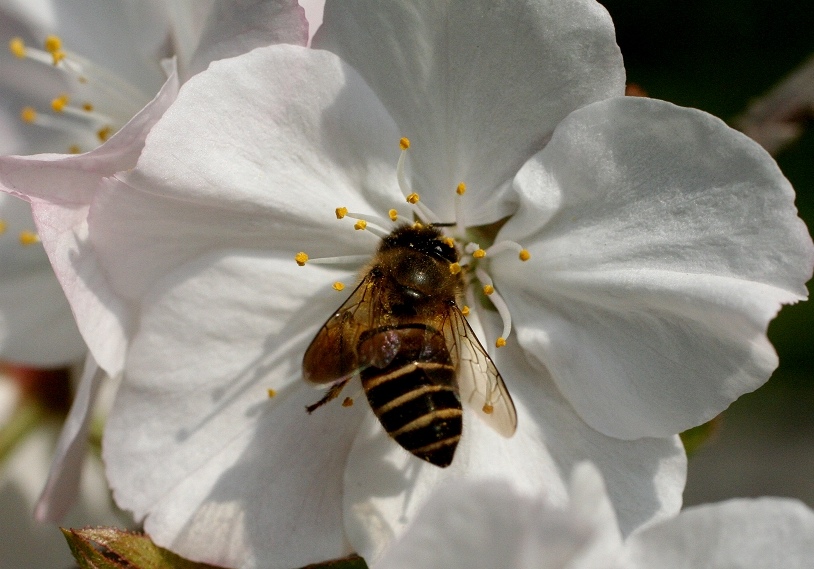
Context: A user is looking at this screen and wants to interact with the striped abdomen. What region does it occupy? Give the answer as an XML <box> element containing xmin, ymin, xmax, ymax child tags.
<box><xmin>359</xmin><ymin>324</ymin><xmax>462</xmax><ymax>467</ymax></box>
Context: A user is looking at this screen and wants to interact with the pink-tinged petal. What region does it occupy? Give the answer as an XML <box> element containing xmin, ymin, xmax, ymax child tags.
<box><xmin>187</xmin><ymin>0</ymin><xmax>308</xmax><ymax>77</ymax></box>
<box><xmin>105</xmin><ymin>252</ymin><xmax>365</xmax><ymax>569</ymax></box>
<box><xmin>343</xmin><ymin>332</ymin><xmax>685</xmax><ymax>562</ymax></box>
<box><xmin>498</xmin><ymin>97</ymin><xmax>814</xmax><ymax>439</ymax></box>
<box><xmin>622</xmin><ymin>498</ymin><xmax>814</xmax><ymax>569</ymax></box>
<box><xmin>299</xmin><ymin>0</ymin><xmax>325</xmax><ymax>42</ymax></box>
<box><xmin>34</xmin><ymin>354</ymin><xmax>104</xmax><ymax>522</ymax></box>
<box><xmin>0</xmin><ymin>193</ymin><xmax>85</xmax><ymax>365</ymax></box>
<box><xmin>0</xmin><ymin>63</ymin><xmax>180</xmax><ymax>375</ymax></box>
<box><xmin>95</xmin><ymin>45</ymin><xmax>399</xmax><ymax>302</ymax></box>
<box><xmin>315</xmin><ymin>0</ymin><xmax>624</xmax><ymax>224</ymax></box>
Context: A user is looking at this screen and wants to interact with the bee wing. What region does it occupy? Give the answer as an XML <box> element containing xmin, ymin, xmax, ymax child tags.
<box><xmin>445</xmin><ymin>307</ymin><xmax>517</xmax><ymax>437</ymax></box>
<box><xmin>302</xmin><ymin>273</ymin><xmax>382</xmax><ymax>384</ymax></box>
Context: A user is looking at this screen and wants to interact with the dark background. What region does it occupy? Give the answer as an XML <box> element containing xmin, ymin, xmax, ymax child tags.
<box><xmin>599</xmin><ymin>0</ymin><xmax>814</xmax><ymax>507</ymax></box>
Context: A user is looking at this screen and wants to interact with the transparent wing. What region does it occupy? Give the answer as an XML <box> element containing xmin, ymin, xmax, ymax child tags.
<box><xmin>444</xmin><ymin>306</ymin><xmax>517</xmax><ymax>437</ymax></box>
<box><xmin>302</xmin><ymin>273</ymin><xmax>382</xmax><ymax>385</ymax></box>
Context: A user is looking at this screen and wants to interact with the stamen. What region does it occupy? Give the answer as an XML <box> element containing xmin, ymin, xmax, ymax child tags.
<box><xmin>388</xmin><ymin>209</ymin><xmax>399</xmax><ymax>221</ymax></box>
<box><xmin>454</xmin><ymin>181</ymin><xmax>467</xmax><ymax>235</ymax></box>
<box><xmin>449</xmin><ymin>262</ymin><xmax>462</xmax><ymax>275</ymax></box>
<box><xmin>267</xmin><ymin>389</ymin><xmax>277</xmax><ymax>398</ymax></box>
<box><xmin>0</xmin><ymin>220</ymin><xmax>7</xmax><ymax>234</ymax></box>
<box><xmin>20</xmin><ymin>107</ymin><xmax>37</xmax><ymax>123</ymax></box>
<box><xmin>486</xmin><ymin>240</ymin><xmax>531</xmax><ymax>262</ymax></box>
<box><xmin>475</xmin><ymin>267</ymin><xmax>512</xmax><ymax>346</ymax></box>
<box><xmin>340</xmin><ymin>210</ymin><xmax>395</xmax><ymax>234</ymax></box>
<box><xmin>9</xmin><ymin>37</ymin><xmax>26</xmax><ymax>58</ymax></box>
<box><xmin>50</xmin><ymin>94</ymin><xmax>69</xmax><ymax>112</ymax></box>
<box><xmin>395</xmin><ymin>138</ymin><xmax>441</xmax><ymax>223</ymax></box>
<box><xmin>332</xmin><ymin>282</ymin><xmax>345</xmax><ymax>291</ymax></box>
<box><xmin>298</xmin><ymin>254</ymin><xmax>371</xmax><ymax>266</ymax></box>
<box><xmin>461</xmin><ymin>305</ymin><xmax>470</xmax><ymax>316</ymax></box>
<box><xmin>19</xmin><ymin>231</ymin><xmax>40</xmax><ymax>246</ymax></box>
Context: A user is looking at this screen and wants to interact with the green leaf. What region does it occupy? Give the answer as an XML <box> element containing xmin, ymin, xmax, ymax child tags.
<box><xmin>61</xmin><ymin>527</ymin><xmax>222</xmax><ymax>569</ymax></box>
<box><xmin>298</xmin><ymin>554</ymin><xmax>368</xmax><ymax>569</ymax></box>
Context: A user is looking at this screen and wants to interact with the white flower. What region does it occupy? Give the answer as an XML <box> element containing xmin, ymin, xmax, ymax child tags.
<box><xmin>0</xmin><ymin>0</ymin><xmax>308</xmax><ymax>365</ymax></box>
<box><xmin>1</xmin><ymin>0</ymin><xmax>811</xmax><ymax>568</ymax></box>
<box><xmin>375</xmin><ymin>462</ymin><xmax>814</xmax><ymax>569</ymax></box>
<box><xmin>0</xmin><ymin>0</ymin><xmax>308</xmax><ymax>522</ymax></box>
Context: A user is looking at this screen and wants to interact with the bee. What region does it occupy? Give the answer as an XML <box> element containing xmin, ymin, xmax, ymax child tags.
<box><xmin>303</xmin><ymin>224</ymin><xmax>517</xmax><ymax>467</ymax></box>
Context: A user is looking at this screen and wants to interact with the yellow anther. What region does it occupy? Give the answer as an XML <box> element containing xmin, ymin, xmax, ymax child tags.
<box><xmin>335</xmin><ymin>207</ymin><xmax>348</xmax><ymax>219</ymax></box>
<box><xmin>44</xmin><ymin>35</ymin><xmax>62</xmax><ymax>53</ymax></box>
<box><xmin>461</xmin><ymin>305</ymin><xmax>470</xmax><ymax>316</ymax></box>
<box><xmin>21</xmin><ymin>107</ymin><xmax>37</xmax><ymax>123</ymax></box>
<box><xmin>342</xmin><ymin>397</ymin><xmax>354</xmax><ymax>408</ymax></box>
<box><xmin>97</xmin><ymin>126</ymin><xmax>112</xmax><ymax>142</ymax></box>
<box><xmin>412</xmin><ymin>221</ymin><xmax>423</xmax><ymax>229</ymax></box>
<box><xmin>483</xmin><ymin>284</ymin><xmax>495</xmax><ymax>295</ymax></box>
<box><xmin>267</xmin><ymin>388</ymin><xmax>277</xmax><ymax>398</ymax></box>
<box><xmin>388</xmin><ymin>209</ymin><xmax>398</xmax><ymax>221</ymax></box>
<box><xmin>442</xmin><ymin>236</ymin><xmax>455</xmax><ymax>248</ymax></box>
<box><xmin>482</xmin><ymin>403</ymin><xmax>494</xmax><ymax>415</ymax></box>
<box><xmin>333</xmin><ymin>282</ymin><xmax>345</xmax><ymax>291</ymax></box>
<box><xmin>456</xmin><ymin>182</ymin><xmax>467</xmax><ymax>196</ymax></box>
<box><xmin>51</xmin><ymin>94</ymin><xmax>69</xmax><ymax>113</ymax></box>
<box><xmin>295</xmin><ymin>252</ymin><xmax>309</xmax><ymax>266</ymax></box>
<box><xmin>354</xmin><ymin>220</ymin><xmax>367</xmax><ymax>231</ymax></box>
<box><xmin>399</xmin><ymin>137</ymin><xmax>410</xmax><ymax>150</ymax></box>
<box><xmin>449</xmin><ymin>262</ymin><xmax>462</xmax><ymax>275</ymax></box>
<box><xmin>473</xmin><ymin>248</ymin><xmax>486</xmax><ymax>259</ymax></box>
<box><xmin>19</xmin><ymin>231</ymin><xmax>40</xmax><ymax>246</ymax></box>
<box><xmin>82</xmin><ymin>102</ymin><xmax>93</xmax><ymax>112</ymax></box>
<box><xmin>519</xmin><ymin>249</ymin><xmax>531</xmax><ymax>261</ymax></box>
<box><xmin>0</xmin><ymin>220</ymin><xmax>7</xmax><ymax>234</ymax></box>
<box><xmin>406</xmin><ymin>192</ymin><xmax>420</xmax><ymax>204</ymax></box>
<box><xmin>51</xmin><ymin>50</ymin><xmax>65</xmax><ymax>65</ymax></box>
<box><xmin>9</xmin><ymin>37</ymin><xmax>25</xmax><ymax>58</ymax></box>
<box><xmin>68</xmin><ymin>145</ymin><xmax>81</xmax><ymax>154</ymax></box>
<box><xmin>495</xmin><ymin>337</ymin><xmax>507</xmax><ymax>348</ymax></box>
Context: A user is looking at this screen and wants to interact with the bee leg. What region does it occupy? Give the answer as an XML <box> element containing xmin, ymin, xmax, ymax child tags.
<box><xmin>305</xmin><ymin>377</ymin><xmax>352</xmax><ymax>414</ymax></box>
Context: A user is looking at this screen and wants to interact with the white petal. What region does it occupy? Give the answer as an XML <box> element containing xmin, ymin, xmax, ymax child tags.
<box><xmin>622</xmin><ymin>498</ymin><xmax>814</xmax><ymax>569</ymax></box>
<box><xmin>101</xmin><ymin>45</ymin><xmax>399</xmax><ymax>301</ymax></box>
<box><xmin>34</xmin><ymin>354</ymin><xmax>104</xmax><ymax>521</ymax></box>
<box><xmin>372</xmin><ymin>479</ymin><xmax>607</xmax><ymax>569</ymax></box>
<box><xmin>186</xmin><ymin>0</ymin><xmax>308</xmax><ymax>77</ymax></box>
<box><xmin>315</xmin><ymin>0</ymin><xmax>624</xmax><ymax>224</ymax></box>
<box><xmin>105</xmin><ymin>252</ymin><xmax>366</xmax><ymax>568</ymax></box>
<box><xmin>498</xmin><ymin>97</ymin><xmax>814</xmax><ymax>439</ymax></box>
<box><xmin>343</xmin><ymin>332</ymin><xmax>685</xmax><ymax>563</ymax></box>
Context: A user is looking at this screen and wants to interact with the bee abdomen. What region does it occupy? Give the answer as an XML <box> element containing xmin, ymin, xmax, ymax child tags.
<box><xmin>362</xmin><ymin>361</ymin><xmax>462</xmax><ymax>468</ymax></box>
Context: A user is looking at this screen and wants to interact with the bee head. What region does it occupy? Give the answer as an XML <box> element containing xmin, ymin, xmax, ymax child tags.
<box><xmin>379</xmin><ymin>224</ymin><xmax>458</xmax><ymax>264</ymax></box>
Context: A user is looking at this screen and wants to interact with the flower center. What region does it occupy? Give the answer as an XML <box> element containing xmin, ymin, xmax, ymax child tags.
<box><xmin>295</xmin><ymin>138</ymin><xmax>530</xmax><ymax>349</ymax></box>
<box><xmin>9</xmin><ymin>34</ymin><xmax>152</xmax><ymax>153</ymax></box>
